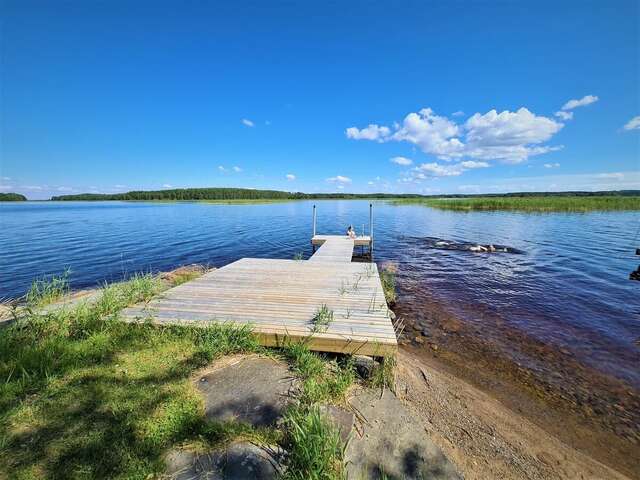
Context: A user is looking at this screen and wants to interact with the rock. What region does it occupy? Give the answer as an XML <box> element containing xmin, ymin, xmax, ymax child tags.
<box><xmin>421</xmin><ymin>328</ymin><xmax>429</xmax><ymax>337</ymax></box>
<box><xmin>346</xmin><ymin>389</ymin><xmax>462</xmax><ymax>479</ymax></box>
<box><xmin>413</xmin><ymin>336</ymin><xmax>425</xmax><ymax>345</ymax></box>
<box><xmin>319</xmin><ymin>404</ymin><xmax>354</xmax><ymax>444</ymax></box>
<box><xmin>164</xmin><ymin>442</ymin><xmax>283</xmax><ymax>480</ymax></box>
<box><xmin>353</xmin><ymin>355</ymin><xmax>379</xmax><ymax>379</ymax></box>
<box><xmin>196</xmin><ymin>355</ymin><xmax>295</xmax><ymax>427</ymax></box>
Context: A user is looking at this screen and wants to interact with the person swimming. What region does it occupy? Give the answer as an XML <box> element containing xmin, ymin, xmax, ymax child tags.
<box><xmin>346</xmin><ymin>225</ymin><xmax>356</xmax><ymax>239</ymax></box>
<box><xmin>469</xmin><ymin>244</ymin><xmax>508</xmax><ymax>253</ymax></box>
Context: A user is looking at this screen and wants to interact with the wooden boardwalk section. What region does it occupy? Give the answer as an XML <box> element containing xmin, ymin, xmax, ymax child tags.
<box><xmin>121</xmin><ymin>235</ymin><xmax>397</xmax><ymax>356</ymax></box>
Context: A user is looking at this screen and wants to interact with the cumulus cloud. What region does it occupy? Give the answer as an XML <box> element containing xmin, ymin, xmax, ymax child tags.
<box><xmin>241</xmin><ymin>118</ymin><xmax>255</xmax><ymax>127</ymax></box>
<box><xmin>623</xmin><ymin>116</ymin><xmax>640</xmax><ymax>131</ymax></box>
<box><xmin>326</xmin><ymin>175</ymin><xmax>352</xmax><ymax>184</ymax></box>
<box><xmin>218</xmin><ymin>166</ymin><xmax>226</xmax><ymax>172</ymax></box>
<box><xmin>286</xmin><ymin>174</ymin><xmax>296</xmax><ymax>181</ymax></box>
<box><xmin>233</xmin><ymin>166</ymin><xmax>242</xmax><ymax>172</ymax></box>
<box><xmin>345</xmin><ymin>124</ymin><xmax>391</xmax><ymax>141</ymax></box>
<box><xmin>452</xmin><ymin>111</ymin><xmax>465</xmax><ymax>117</ymax></box>
<box><xmin>390</xmin><ymin>156</ymin><xmax>413</xmax><ymax>166</ymax></box>
<box><xmin>561</xmin><ymin>95</ymin><xmax>598</xmax><ymax>111</ymax></box>
<box><xmin>555</xmin><ymin>111</ymin><xmax>573</xmax><ymax>121</ymax></box>
<box><xmin>346</xmin><ymin>107</ymin><xmax>563</xmax><ymax>163</ymax></box>
<box><xmin>544</xmin><ymin>163</ymin><xmax>560</xmax><ymax>168</ymax></box>
<box><xmin>460</xmin><ymin>160</ymin><xmax>490</xmax><ymax>168</ymax></box>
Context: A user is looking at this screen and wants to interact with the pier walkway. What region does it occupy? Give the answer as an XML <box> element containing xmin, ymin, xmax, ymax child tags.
<box><xmin>121</xmin><ymin>235</ymin><xmax>397</xmax><ymax>356</ymax></box>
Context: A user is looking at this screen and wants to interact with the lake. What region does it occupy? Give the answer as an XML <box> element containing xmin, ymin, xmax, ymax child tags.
<box><xmin>1</xmin><ymin>200</ymin><xmax>639</xmax><ymax>399</ymax></box>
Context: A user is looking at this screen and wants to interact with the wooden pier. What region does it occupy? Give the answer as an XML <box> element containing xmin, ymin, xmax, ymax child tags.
<box><xmin>121</xmin><ymin>208</ymin><xmax>397</xmax><ymax>356</ymax></box>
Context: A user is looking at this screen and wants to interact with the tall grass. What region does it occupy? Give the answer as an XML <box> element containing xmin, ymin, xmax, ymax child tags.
<box><xmin>281</xmin><ymin>342</ymin><xmax>355</xmax><ymax>480</ymax></box>
<box><xmin>25</xmin><ymin>268</ymin><xmax>71</xmax><ymax>307</ymax></box>
<box><xmin>393</xmin><ymin>195</ymin><xmax>640</xmax><ymax>212</ymax></box>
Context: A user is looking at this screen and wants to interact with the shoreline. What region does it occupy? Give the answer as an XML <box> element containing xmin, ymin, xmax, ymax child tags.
<box><xmin>394</xmin><ymin>295</ymin><xmax>640</xmax><ymax>478</ymax></box>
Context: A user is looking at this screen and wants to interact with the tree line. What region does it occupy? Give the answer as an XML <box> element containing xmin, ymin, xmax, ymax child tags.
<box><xmin>49</xmin><ymin>187</ymin><xmax>640</xmax><ymax>201</ymax></box>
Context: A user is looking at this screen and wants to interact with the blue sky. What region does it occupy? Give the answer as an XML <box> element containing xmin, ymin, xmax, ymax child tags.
<box><xmin>1</xmin><ymin>0</ymin><xmax>639</xmax><ymax>199</ymax></box>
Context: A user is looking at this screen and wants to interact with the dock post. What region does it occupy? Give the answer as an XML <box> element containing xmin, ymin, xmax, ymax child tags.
<box><xmin>312</xmin><ymin>204</ymin><xmax>317</xmax><ymax>253</ymax></box>
<box><xmin>369</xmin><ymin>203</ymin><xmax>374</xmax><ymax>259</ymax></box>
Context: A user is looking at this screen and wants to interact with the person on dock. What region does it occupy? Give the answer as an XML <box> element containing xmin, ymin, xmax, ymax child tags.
<box><xmin>347</xmin><ymin>225</ymin><xmax>356</xmax><ymax>239</ymax></box>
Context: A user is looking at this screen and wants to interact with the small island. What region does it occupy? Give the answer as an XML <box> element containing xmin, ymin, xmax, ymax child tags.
<box><xmin>0</xmin><ymin>192</ymin><xmax>27</xmax><ymax>201</ymax></box>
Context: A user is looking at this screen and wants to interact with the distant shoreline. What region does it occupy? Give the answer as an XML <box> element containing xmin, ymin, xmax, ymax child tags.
<box><xmin>3</xmin><ymin>187</ymin><xmax>639</xmax><ymax>211</ymax></box>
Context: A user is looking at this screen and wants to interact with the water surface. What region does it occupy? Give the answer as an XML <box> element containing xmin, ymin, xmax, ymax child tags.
<box><xmin>1</xmin><ymin>200</ymin><xmax>639</xmax><ymax>391</ymax></box>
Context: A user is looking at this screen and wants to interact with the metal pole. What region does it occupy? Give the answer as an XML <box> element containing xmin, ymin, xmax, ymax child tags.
<box><xmin>369</xmin><ymin>203</ymin><xmax>373</xmax><ymax>258</ymax></box>
<box><xmin>312</xmin><ymin>204</ymin><xmax>317</xmax><ymax>237</ymax></box>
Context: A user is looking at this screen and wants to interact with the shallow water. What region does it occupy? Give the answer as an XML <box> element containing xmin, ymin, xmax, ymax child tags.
<box><xmin>1</xmin><ymin>200</ymin><xmax>639</xmax><ymax>390</ymax></box>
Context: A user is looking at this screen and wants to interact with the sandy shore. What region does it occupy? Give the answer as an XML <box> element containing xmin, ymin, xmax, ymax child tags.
<box><xmin>395</xmin><ymin>348</ymin><xmax>635</xmax><ymax>480</ymax></box>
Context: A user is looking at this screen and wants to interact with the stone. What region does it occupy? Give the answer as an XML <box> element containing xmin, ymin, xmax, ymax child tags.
<box><xmin>413</xmin><ymin>336</ymin><xmax>425</xmax><ymax>345</ymax></box>
<box><xmin>353</xmin><ymin>355</ymin><xmax>379</xmax><ymax>379</ymax></box>
<box><xmin>346</xmin><ymin>388</ymin><xmax>461</xmax><ymax>479</ymax></box>
<box><xmin>196</xmin><ymin>355</ymin><xmax>295</xmax><ymax>427</ymax></box>
<box><xmin>164</xmin><ymin>442</ymin><xmax>283</xmax><ymax>480</ymax></box>
<box><xmin>319</xmin><ymin>404</ymin><xmax>354</xmax><ymax>444</ymax></box>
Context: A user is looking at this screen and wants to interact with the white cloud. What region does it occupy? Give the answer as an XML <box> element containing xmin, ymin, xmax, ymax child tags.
<box><xmin>390</xmin><ymin>156</ymin><xmax>413</xmax><ymax>166</ymax></box>
<box><xmin>233</xmin><ymin>166</ymin><xmax>242</xmax><ymax>172</ymax></box>
<box><xmin>114</xmin><ymin>184</ymin><xmax>126</xmax><ymax>189</ymax></box>
<box><xmin>218</xmin><ymin>165</ymin><xmax>227</xmax><ymax>172</ymax></box>
<box><xmin>367</xmin><ymin>181</ymin><xmax>374</xmax><ymax>185</ymax></box>
<box><xmin>544</xmin><ymin>163</ymin><xmax>560</xmax><ymax>168</ymax></box>
<box><xmin>561</xmin><ymin>95</ymin><xmax>598</xmax><ymax>111</ymax></box>
<box><xmin>623</xmin><ymin>116</ymin><xmax>640</xmax><ymax>131</ymax></box>
<box><xmin>286</xmin><ymin>174</ymin><xmax>296</xmax><ymax>181</ymax></box>
<box><xmin>0</xmin><ymin>184</ymin><xmax>13</xmax><ymax>190</ymax></box>
<box><xmin>1</xmin><ymin>176</ymin><xmax>10</xmax><ymax>181</ymax></box>
<box><xmin>460</xmin><ymin>160</ymin><xmax>490</xmax><ymax>169</ymax></box>
<box><xmin>56</xmin><ymin>186</ymin><xmax>74</xmax><ymax>192</ymax></box>
<box><xmin>554</xmin><ymin>111</ymin><xmax>573</xmax><ymax>121</ymax></box>
<box><xmin>162</xmin><ymin>184</ymin><xmax>173</xmax><ymax>188</ymax></box>
<box><xmin>347</xmin><ymin>106</ymin><xmax>563</xmax><ymax>163</ymax></box>
<box><xmin>452</xmin><ymin>111</ymin><xmax>465</xmax><ymax>117</ymax></box>
<box><xmin>345</xmin><ymin>124</ymin><xmax>391</xmax><ymax>141</ymax></box>
<box><xmin>463</xmin><ymin>108</ymin><xmax>563</xmax><ymax>163</ymax></box>
<box><xmin>417</xmin><ymin>162</ymin><xmax>465</xmax><ymax>177</ymax></box>
<box><xmin>241</xmin><ymin>118</ymin><xmax>255</xmax><ymax>127</ymax></box>
<box><xmin>337</xmin><ymin>185</ymin><xmax>345</xmax><ymax>190</ymax></box>
<box><xmin>326</xmin><ymin>175</ymin><xmax>352</xmax><ymax>184</ymax></box>
<box><xmin>391</xmin><ymin>108</ymin><xmax>464</xmax><ymax>158</ymax></box>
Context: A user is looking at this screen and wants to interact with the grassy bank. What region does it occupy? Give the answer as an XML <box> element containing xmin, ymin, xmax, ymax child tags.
<box><xmin>393</xmin><ymin>195</ymin><xmax>640</xmax><ymax>212</ymax></box>
<box><xmin>0</xmin><ymin>272</ymin><xmax>385</xmax><ymax>479</ymax></box>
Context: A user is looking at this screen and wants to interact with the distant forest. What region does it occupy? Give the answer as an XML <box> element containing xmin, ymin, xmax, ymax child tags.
<box><xmin>0</xmin><ymin>193</ymin><xmax>27</xmax><ymax>201</ymax></box>
<box><xmin>49</xmin><ymin>188</ymin><xmax>640</xmax><ymax>201</ymax></box>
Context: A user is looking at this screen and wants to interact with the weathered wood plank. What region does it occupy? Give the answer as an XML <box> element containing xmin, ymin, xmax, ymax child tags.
<box><xmin>121</xmin><ymin>252</ymin><xmax>397</xmax><ymax>357</ymax></box>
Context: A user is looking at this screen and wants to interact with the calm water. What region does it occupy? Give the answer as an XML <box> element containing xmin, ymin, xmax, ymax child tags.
<box><xmin>1</xmin><ymin>200</ymin><xmax>639</xmax><ymax>389</ymax></box>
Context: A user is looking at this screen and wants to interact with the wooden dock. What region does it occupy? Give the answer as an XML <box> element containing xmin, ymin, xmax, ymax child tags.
<box><xmin>121</xmin><ymin>234</ymin><xmax>397</xmax><ymax>356</ymax></box>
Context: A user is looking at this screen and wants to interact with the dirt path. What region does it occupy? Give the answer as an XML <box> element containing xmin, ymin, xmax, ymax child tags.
<box><xmin>395</xmin><ymin>349</ymin><xmax>634</xmax><ymax>480</ymax></box>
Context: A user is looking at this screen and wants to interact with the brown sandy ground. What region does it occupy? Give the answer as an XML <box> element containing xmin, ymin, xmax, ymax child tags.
<box><xmin>395</xmin><ymin>348</ymin><xmax>635</xmax><ymax>480</ymax></box>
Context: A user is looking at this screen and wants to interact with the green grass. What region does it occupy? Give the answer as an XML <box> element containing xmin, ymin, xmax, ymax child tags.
<box><xmin>379</xmin><ymin>268</ymin><xmax>397</xmax><ymax>306</ymax></box>
<box><xmin>0</xmin><ymin>273</ymin><xmax>366</xmax><ymax>480</ymax></box>
<box><xmin>392</xmin><ymin>195</ymin><xmax>640</xmax><ymax>212</ymax></box>
<box><xmin>280</xmin><ymin>342</ymin><xmax>356</xmax><ymax>480</ymax></box>
<box><xmin>0</xmin><ymin>274</ymin><xmax>261</xmax><ymax>479</ymax></box>
<box><xmin>25</xmin><ymin>269</ymin><xmax>71</xmax><ymax>307</ymax></box>
<box><xmin>312</xmin><ymin>305</ymin><xmax>334</xmax><ymax>333</ymax></box>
